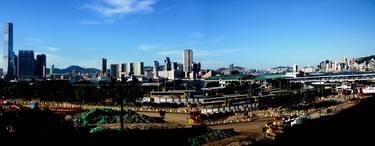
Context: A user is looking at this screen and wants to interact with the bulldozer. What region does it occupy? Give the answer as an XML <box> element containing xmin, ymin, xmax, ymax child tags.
<box><xmin>188</xmin><ymin>111</ymin><xmax>208</xmax><ymax>128</ymax></box>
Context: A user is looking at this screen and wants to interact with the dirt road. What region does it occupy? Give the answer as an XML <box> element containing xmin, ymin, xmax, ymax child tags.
<box><xmin>138</xmin><ymin>112</ymin><xmax>190</xmax><ymax>127</ymax></box>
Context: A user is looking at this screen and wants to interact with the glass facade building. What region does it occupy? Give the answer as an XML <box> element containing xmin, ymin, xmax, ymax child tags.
<box><xmin>3</xmin><ymin>22</ymin><xmax>15</xmax><ymax>78</ymax></box>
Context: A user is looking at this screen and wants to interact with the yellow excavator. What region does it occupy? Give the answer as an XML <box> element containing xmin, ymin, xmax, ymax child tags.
<box><xmin>263</xmin><ymin>121</ymin><xmax>283</xmax><ymax>140</ymax></box>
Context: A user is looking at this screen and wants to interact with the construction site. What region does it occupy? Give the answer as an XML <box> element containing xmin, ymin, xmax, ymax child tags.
<box><xmin>1</xmin><ymin>92</ymin><xmax>372</xmax><ymax>145</ymax></box>
<box><xmin>1</xmin><ymin>72</ymin><xmax>375</xmax><ymax>145</ymax></box>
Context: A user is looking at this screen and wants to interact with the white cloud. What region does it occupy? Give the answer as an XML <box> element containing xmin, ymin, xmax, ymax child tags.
<box><xmin>157</xmin><ymin>6</ymin><xmax>173</xmax><ymax>14</ymax></box>
<box><xmin>82</xmin><ymin>0</ymin><xmax>157</xmax><ymax>18</ymax></box>
<box><xmin>19</xmin><ymin>38</ymin><xmax>46</xmax><ymax>46</ymax></box>
<box><xmin>210</xmin><ymin>35</ymin><xmax>224</xmax><ymax>43</ymax></box>
<box><xmin>44</xmin><ymin>46</ymin><xmax>61</xmax><ymax>52</ymax></box>
<box><xmin>157</xmin><ymin>50</ymin><xmax>179</xmax><ymax>56</ymax></box>
<box><xmin>190</xmin><ymin>32</ymin><xmax>204</xmax><ymax>39</ymax></box>
<box><xmin>24</xmin><ymin>38</ymin><xmax>44</xmax><ymax>44</ymax></box>
<box><xmin>138</xmin><ymin>44</ymin><xmax>159</xmax><ymax>51</ymax></box>
<box><xmin>45</xmin><ymin>54</ymin><xmax>65</xmax><ymax>67</ymax></box>
<box><xmin>80</xmin><ymin>20</ymin><xmax>102</xmax><ymax>25</ymax></box>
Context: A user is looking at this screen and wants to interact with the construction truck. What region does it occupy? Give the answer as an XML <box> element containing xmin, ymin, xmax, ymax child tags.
<box><xmin>263</xmin><ymin>121</ymin><xmax>283</xmax><ymax>140</ymax></box>
<box><xmin>188</xmin><ymin>111</ymin><xmax>208</xmax><ymax>127</ymax></box>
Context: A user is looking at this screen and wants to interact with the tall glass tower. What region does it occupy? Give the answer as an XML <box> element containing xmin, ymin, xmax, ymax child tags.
<box><xmin>102</xmin><ymin>58</ymin><xmax>107</xmax><ymax>73</ymax></box>
<box><xmin>183</xmin><ymin>49</ymin><xmax>193</xmax><ymax>77</ymax></box>
<box><xmin>3</xmin><ymin>22</ymin><xmax>14</xmax><ymax>77</ymax></box>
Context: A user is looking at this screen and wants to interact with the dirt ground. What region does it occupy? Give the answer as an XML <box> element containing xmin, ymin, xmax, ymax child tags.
<box><xmin>203</xmin><ymin>120</ymin><xmax>269</xmax><ymax>146</ymax></box>
<box><xmin>135</xmin><ymin>100</ymin><xmax>360</xmax><ymax>146</ymax></box>
<box><xmin>138</xmin><ymin>112</ymin><xmax>190</xmax><ymax>127</ymax></box>
<box><xmin>203</xmin><ymin>101</ymin><xmax>360</xmax><ymax>146</ymax></box>
<box><xmin>98</xmin><ymin>122</ymin><xmax>183</xmax><ymax>129</ymax></box>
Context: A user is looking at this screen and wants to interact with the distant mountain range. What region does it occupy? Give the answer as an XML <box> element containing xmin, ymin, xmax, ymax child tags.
<box><xmin>216</xmin><ymin>66</ymin><xmax>247</xmax><ymax>73</ymax></box>
<box><xmin>53</xmin><ymin>65</ymin><xmax>100</xmax><ymax>74</ymax></box>
<box><xmin>357</xmin><ymin>55</ymin><xmax>375</xmax><ymax>64</ymax></box>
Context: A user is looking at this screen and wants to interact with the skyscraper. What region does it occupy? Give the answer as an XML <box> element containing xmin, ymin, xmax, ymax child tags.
<box><xmin>17</xmin><ymin>50</ymin><xmax>35</xmax><ymax>79</ymax></box>
<box><xmin>183</xmin><ymin>49</ymin><xmax>193</xmax><ymax>78</ymax></box>
<box><xmin>134</xmin><ymin>62</ymin><xmax>144</xmax><ymax>76</ymax></box>
<box><xmin>164</xmin><ymin>57</ymin><xmax>171</xmax><ymax>71</ymax></box>
<box><xmin>128</xmin><ymin>62</ymin><xmax>134</xmax><ymax>75</ymax></box>
<box><xmin>14</xmin><ymin>55</ymin><xmax>17</xmax><ymax>77</ymax></box>
<box><xmin>110</xmin><ymin>64</ymin><xmax>119</xmax><ymax>79</ymax></box>
<box><xmin>36</xmin><ymin>54</ymin><xmax>46</xmax><ymax>79</ymax></box>
<box><xmin>192</xmin><ymin>62</ymin><xmax>198</xmax><ymax>79</ymax></box>
<box><xmin>102</xmin><ymin>58</ymin><xmax>107</xmax><ymax>73</ymax></box>
<box><xmin>121</xmin><ymin>63</ymin><xmax>127</xmax><ymax>76</ymax></box>
<box><xmin>197</xmin><ymin>62</ymin><xmax>201</xmax><ymax>71</ymax></box>
<box><xmin>51</xmin><ymin>64</ymin><xmax>55</xmax><ymax>75</ymax></box>
<box><xmin>172</xmin><ymin>62</ymin><xmax>178</xmax><ymax>71</ymax></box>
<box><xmin>293</xmin><ymin>64</ymin><xmax>298</xmax><ymax>72</ymax></box>
<box><xmin>3</xmin><ymin>22</ymin><xmax>15</xmax><ymax>78</ymax></box>
<box><xmin>153</xmin><ymin>61</ymin><xmax>159</xmax><ymax>78</ymax></box>
<box><xmin>177</xmin><ymin>63</ymin><xmax>184</xmax><ymax>71</ymax></box>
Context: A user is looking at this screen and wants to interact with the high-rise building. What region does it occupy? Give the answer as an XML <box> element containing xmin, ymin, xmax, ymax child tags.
<box><xmin>153</xmin><ymin>61</ymin><xmax>159</xmax><ymax>78</ymax></box>
<box><xmin>3</xmin><ymin>22</ymin><xmax>15</xmax><ymax>78</ymax></box>
<box><xmin>197</xmin><ymin>62</ymin><xmax>201</xmax><ymax>71</ymax></box>
<box><xmin>36</xmin><ymin>54</ymin><xmax>46</xmax><ymax>79</ymax></box>
<box><xmin>128</xmin><ymin>62</ymin><xmax>134</xmax><ymax>75</ymax></box>
<box><xmin>183</xmin><ymin>49</ymin><xmax>193</xmax><ymax>77</ymax></box>
<box><xmin>110</xmin><ymin>64</ymin><xmax>119</xmax><ymax>79</ymax></box>
<box><xmin>319</xmin><ymin>61</ymin><xmax>326</xmax><ymax>72</ymax></box>
<box><xmin>172</xmin><ymin>62</ymin><xmax>178</xmax><ymax>71</ymax></box>
<box><xmin>192</xmin><ymin>62</ymin><xmax>199</xmax><ymax>79</ymax></box>
<box><xmin>134</xmin><ymin>62</ymin><xmax>144</xmax><ymax>76</ymax></box>
<box><xmin>102</xmin><ymin>58</ymin><xmax>107</xmax><ymax>73</ymax></box>
<box><xmin>17</xmin><ymin>50</ymin><xmax>35</xmax><ymax>79</ymax></box>
<box><xmin>14</xmin><ymin>55</ymin><xmax>17</xmax><ymax>77</ymax></box>
<box><xmin>164</xmin><ymin>57</ymin><xmax>171</xmax><ymax>71</ymax></box>
<box><xmin>292</xmin><ymin>64</ymin><xmax>298</xmax><ymax>72</ymax></box>
<box><xmin>121</xmin><ymin>63</ymin><xmax>127</xmax><ymax>77</ymax></box>
<box><xmin>51</xmin><ymin>64</ymin><xmax>55</xmax><ymax>75</ymax></box>
<box><xmin>46</xmin><ymin>68</ymin><xmax>50</xmax><ymax>76</ymax></box>
<box><xmin>177</xmin><ymin>63</ymin><xmax>184</xmax><ymax>71</ymax></box>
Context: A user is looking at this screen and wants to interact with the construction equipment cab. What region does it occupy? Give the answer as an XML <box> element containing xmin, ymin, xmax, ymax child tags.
<box><xmin>188</xmin><ymin>111</ymin><xmax>208</xmax><ymax>127</ymax></box>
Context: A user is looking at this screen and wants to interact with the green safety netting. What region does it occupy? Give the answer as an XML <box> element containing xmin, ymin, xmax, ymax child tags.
<box><xmin>89</xmin><ymin>127</ymin><xmax>124</xmax><ymax>134</ymax></box>
<box><xmin>73</xmin><ymin>108</ymin><xmax>162</xmax><ymax>128</ymax></box>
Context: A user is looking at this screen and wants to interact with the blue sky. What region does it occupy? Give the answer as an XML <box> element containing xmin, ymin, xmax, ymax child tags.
<box><xmin>1</xmin><ymin>0</ymin><xmax>374</xmax><ymax>70</ymax></box>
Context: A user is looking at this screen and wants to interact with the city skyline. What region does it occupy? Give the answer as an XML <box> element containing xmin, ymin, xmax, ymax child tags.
<box><xmin>1</xmin><ymin>0</ymin><xmax>375</xmax><ymax>70</ymax></box>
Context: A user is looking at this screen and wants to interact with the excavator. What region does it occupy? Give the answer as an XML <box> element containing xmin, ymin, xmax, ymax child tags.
<box><xmin>188</xmin><ymin>111</ymin><xmax>208</xmax><ymax>127</ymax></box>
<box><xmin>263</xmin><ymin>121</ymin><xmax>283</xmax><ymax>140</ymax></box>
